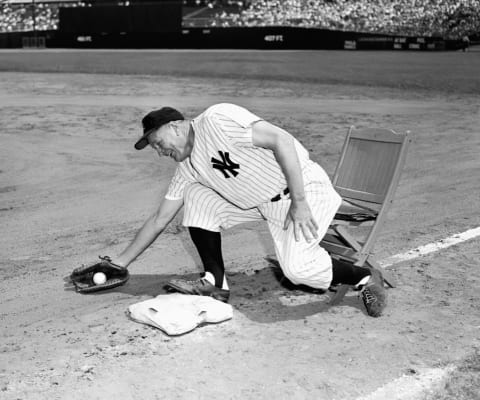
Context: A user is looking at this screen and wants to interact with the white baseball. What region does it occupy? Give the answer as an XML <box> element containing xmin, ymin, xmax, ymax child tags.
<box><xmin>93</xmin><ymin>272</ymin><xmax>107</xmax><ymax>285</ymax></box>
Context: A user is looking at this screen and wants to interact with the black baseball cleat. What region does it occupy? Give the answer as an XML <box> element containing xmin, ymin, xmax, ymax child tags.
<box><xmin>359</xmin><ymin>268</ymin><xmax>387</xmax><ymax>317</ymax></box>
<box><xmin>165</xmin><ymin>277</ymin><xmax>230</xmax><ymax>303</ymax></box>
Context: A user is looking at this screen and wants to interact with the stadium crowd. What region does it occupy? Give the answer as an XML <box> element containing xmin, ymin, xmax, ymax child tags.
<box><xmin>0</xmin><ymin>0</ymin><xmax>479</xmax><ymax>38</ymax></box>
<box><xmin>212</xmin><ymin>0</ymin><xmax>480</xmax><ymax>37</ymax></box>
<box><xmin>0</xmin><ymin>1</ymin><xmax>88</xmax><ymax>32</ymax></box>
<box><xmin>1</xmin><ymin>2</ymin><xmax>55</xmax><ymax>32</ymax></box>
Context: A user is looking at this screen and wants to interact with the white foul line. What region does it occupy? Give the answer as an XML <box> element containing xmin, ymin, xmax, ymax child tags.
<box><xmin>353</xmin><ymin>227</ymin><xmax>480</xmax><ymax>400</ymax></box>
<box><xmin>278</xmin><ymin>228</ymin><xmax>479</xmax><ymax>397</ymax></box>
<box><xmin>278</xmin><ymin>226</ymin><xmax>480</xmax><ymax>306</ymax></box>
<box><xmin>379</xmin><ymin>226</ymin><xmax>480</xmax><ymax>268</ymax></box>
<box><xmin>356</xmin><ymin>366</ymin><xmax>455</xmax><ymax>400</ymax></box>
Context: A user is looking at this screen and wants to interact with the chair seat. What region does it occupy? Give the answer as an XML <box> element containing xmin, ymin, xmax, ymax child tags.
<box><xmin>334</xmin><ymin>200</ymin><xmax>378</xmax><ymax>222</ymax></box>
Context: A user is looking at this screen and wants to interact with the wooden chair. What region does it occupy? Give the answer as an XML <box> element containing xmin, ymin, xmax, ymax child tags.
<box><xmin>321</xmin><ymin>126</ymin><xmax>411</xmax><ymax>305</ymax></box>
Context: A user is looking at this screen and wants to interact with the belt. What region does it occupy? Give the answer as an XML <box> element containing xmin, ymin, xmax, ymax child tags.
<box><xmin>270</xmin><ymin>188</ymin><xmax>290</xmax><ymax>202</ymax></box>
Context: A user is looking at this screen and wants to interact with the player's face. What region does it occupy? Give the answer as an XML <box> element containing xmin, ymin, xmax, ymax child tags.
<box><xmin>147</xmin><ymin>124</ymin><xmax>189</xmax><ymax>162</ymax></box>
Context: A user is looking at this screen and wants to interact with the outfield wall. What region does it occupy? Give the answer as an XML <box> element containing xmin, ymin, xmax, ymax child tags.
<box><xmin>0</xmin><ymin>27</ymin><xmax>463</xmax><ymax>51</ymax></box>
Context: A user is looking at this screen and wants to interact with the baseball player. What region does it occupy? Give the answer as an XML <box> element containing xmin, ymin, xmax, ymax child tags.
<box><xmin>109</xmin><ymin>103</ymin><xmax>386</xmax><ymax>317</ymax></box>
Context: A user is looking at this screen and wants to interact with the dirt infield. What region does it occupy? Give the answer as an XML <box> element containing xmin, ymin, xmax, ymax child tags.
<box><xmin>1</xmin><ymin>50</ymin><xmax>480</xmax><ymax>399</ymax></box>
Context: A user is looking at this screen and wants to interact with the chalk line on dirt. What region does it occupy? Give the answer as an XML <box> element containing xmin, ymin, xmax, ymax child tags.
<box><xmin>355</xmin><ymin>366</ymin><xmax>455</xmax><ymax>400</ymax></box>
<box><xmin>276</xmin><ymin>228</ymin><xmax>478</xmax><ymax>396</ymax></box>
<box><xmin>379</xmin><ymin>227</ymin><xmax>480</xmax><ymax>268</ymax></box>
<box><xmin>351</xmin><ymin>227</ymin><xmax>478</xmax><ymax>400</ymax></box>
<box><xmin>277</xmin><ymin>226</ymin><xmax>480</xmax><ymax>307</ymax></box>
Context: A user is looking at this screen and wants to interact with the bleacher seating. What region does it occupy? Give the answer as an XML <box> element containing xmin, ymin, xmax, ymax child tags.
<box><xmin>211</xmin><ymin>0</ymin><xmax>480</xmax><ymax>38</ymax></box>
<box><xmin>1</xmin><ymin>0</ymin><xmax>479</xmax><ymax>39</ymax></box>
<box><xmin>0</xmin><ymin>1</ymin><xmax>85</xmax><ymax>32</ymax></box>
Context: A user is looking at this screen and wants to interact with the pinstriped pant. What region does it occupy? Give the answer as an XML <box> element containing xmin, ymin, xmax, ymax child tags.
<box><xmin>183</xmin><ymin>180</ymin><xmax>341</xmax><ymax>290</ymax></box>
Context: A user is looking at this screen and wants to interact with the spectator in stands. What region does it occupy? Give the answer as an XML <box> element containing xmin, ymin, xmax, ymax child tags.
<box><xmin>462</xmin><ymin>34</ymin><xmax>470</xmax><ymax>50</ymax></box>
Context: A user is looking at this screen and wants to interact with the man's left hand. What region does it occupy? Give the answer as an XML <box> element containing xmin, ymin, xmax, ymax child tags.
<box><xmin>283</xmin><ymin>199</ymin><xmax>319</xmax><ymax>242</ymax></box>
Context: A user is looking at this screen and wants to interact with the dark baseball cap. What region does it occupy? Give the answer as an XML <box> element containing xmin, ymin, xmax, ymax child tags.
<box><xmin>135</xmin><ymin>107</ymin><xmax>184</xmax><ymax>150</ymax></box>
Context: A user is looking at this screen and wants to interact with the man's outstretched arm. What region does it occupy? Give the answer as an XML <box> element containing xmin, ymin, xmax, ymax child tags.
<box><xmin>114</xmin><ymin>197</ymin><xmax>184</xmax><ymax>267</ymax></box>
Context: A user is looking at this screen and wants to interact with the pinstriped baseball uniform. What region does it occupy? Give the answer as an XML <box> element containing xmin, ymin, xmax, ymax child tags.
<box><xmin>165</xmin><ymin>103</ymin><xmax>341</xmax><ymax>290</ymax></box>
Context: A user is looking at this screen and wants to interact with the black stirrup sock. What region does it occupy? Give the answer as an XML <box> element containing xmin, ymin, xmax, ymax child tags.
<box><xmin>188</xmin><ymin>227</ymin><xmax>225</xmax><ymax>288</ymax></box>
<box><xmin>331</xmin><ymin>258</ymin><xmax>371</xmax><ymax>286</ymax></box>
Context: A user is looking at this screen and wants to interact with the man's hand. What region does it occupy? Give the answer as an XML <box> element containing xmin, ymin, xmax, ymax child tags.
<box><xmin>283</xmin><ymin>198</ymin><xmax>319</xmax><ymax>242</ymax></box>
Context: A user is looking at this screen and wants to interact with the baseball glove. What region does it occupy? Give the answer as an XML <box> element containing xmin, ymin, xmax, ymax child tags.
<box><xmin>70</xmin><ymin>256</ymin><xmax>129</xmax><ymax>293</ymax></box>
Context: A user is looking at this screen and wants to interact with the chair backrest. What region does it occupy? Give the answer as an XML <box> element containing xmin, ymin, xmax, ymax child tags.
<box><xmin>324</xmin><ymin>126</ymin><xmax>411</xmax><ymax>267</ymax></box>
<box><xmin>333</xmin><ymin>127</ymin><xmax>410</xmax><ymax>206</ymax></box>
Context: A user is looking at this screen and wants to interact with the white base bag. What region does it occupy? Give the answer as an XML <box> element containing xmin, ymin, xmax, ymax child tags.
<box><xmin>127</xmin><ymin>293</ymin><xmax>233</xmax><ymax>336</ymax></box>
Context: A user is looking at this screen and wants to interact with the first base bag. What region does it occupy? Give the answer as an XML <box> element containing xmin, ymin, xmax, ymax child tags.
<box><xmin>127</xmin><ymin>293</ymin><xmax>233</xmax><ymax>336</ymax></box>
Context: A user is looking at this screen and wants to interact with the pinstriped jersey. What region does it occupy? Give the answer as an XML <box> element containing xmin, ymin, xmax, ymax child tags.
<box><xmin>165</xmin><ymin>103</ymin><xmax>331</xmax><ymax>209</ymax></box>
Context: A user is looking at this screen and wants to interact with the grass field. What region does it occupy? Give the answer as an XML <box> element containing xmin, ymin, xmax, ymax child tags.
<box><xmin>1</xmin><ymin>49</ymin><xmax>480</xmax><ymax>94</ymax></box>
<box><xmin>1</xmin><ymin>49</ymin><xmax>479</xmax><ymax>400</ymax></box>
<box><xmin>426</xmin><ymin>351</ymin><xmax>480</xmax><ymax>400</ymax></box>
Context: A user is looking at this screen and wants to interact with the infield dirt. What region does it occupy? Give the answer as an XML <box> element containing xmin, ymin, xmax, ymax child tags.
<box><xmin>1</xmin><ymin>50</ymin><xmax>479</xmax><ymax>399</ymax></box>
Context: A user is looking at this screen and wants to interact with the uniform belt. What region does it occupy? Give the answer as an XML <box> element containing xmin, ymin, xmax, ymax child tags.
<box><xmin>270</xmin><ymin>188</ymin><xmax>290</xmax><ymax>202</ymax></box>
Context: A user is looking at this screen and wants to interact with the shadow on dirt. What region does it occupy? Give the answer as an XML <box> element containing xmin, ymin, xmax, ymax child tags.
<box><xmin>103</xmin><ymin>265</ymin><xmax>364</xmax><ymax>322</ymax></box>
<box><xmin>65</xmin><ymin>262</ymin><xmax>366</xmax><ymax>322</ymax></box>
<box><xmin>64</xmin><ymin>257</ymin><xmax>366</xmax><ymax>322</ymax></box>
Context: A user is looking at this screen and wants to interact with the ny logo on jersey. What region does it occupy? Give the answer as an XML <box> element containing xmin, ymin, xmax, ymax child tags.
<box><xmin>211</xmin><ymin>151</ymin><xmax>240</xmax><ymax>178</ymax></box>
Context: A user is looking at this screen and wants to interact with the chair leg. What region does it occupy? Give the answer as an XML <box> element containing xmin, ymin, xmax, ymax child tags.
<box><xmin>329</xmin><ymin>284</ymin><xmax>351</xmax><ymax>305</ymax></box>
<box><xmin>379</xmin><ymin>270</ymin><xmax>396</xmax><ymax>288</ymax></box>
<box><xmin>366</xmin><ymin>258</ymin><xmax>396</xmax><ymax>288</ymax></box>
<box><xmin>333</xmin><ymin>226</ymin><xmax>397</xmax><ymax>287</ymax></box>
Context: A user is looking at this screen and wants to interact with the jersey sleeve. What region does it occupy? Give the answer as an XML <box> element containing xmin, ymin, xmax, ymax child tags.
<box><xmin>208</xmin><ymin>103</ymin><xmax>263</xmax><ymax>148</ymax></box>
<box><xmin>164</xmin><ymin>161</ymin><xmax>196</xmax><ymax>201</ymax></box>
